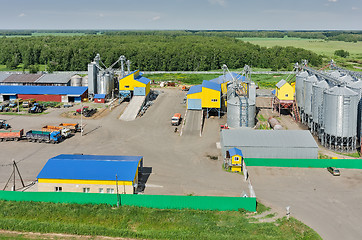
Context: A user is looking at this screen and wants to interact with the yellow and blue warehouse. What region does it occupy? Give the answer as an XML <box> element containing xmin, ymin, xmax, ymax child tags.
<box><xmin>275</xmin><ymin>79</ymin><xmax>294</xmax><ymax>101</ymax></box>
<box><xmin>186</xmin><ymin>80</ymin><xmax>221</xmax><ymax>110</ymax></box>
<box><xmin>37</xmin><ymin>154</ymin><xmax>143</xmax><ymax>194</ymax></box>
<box><xmin>226</xmin><ymin>147</ymin><xmax>243</xmax><ymax>172</ymax></box>
<box><xmin>119</xmin><ymin>70</ymin><xmax>151</xmax><ymax>96</ymax></box>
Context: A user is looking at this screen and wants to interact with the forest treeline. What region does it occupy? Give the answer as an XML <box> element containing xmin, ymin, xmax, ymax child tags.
<box><xmin>0</xmin><ymin>35</ymin><xmax>322</xmax><ymax>72</ymax></box>
<box><xmin>1</xmin><ymin>30</ymin><xmax>362</xmax><ymax>42</ymax></box>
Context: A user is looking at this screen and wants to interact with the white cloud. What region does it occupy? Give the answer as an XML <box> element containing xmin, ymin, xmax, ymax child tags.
<box><xmin>352</xmin><ymin>7</ymin><xmax>359</xmax><ymax>10</ymax></box>
<box><xmin>208</xmin><ymin>0</ymin><xmax>227</xmax><ymax>7</ymax></box>
<box><xmin>328</xmin><ymin>0</ymin><xmax>337</xmax><ymax>2</ymax></box>
<box><xmin>98</xmin><ymin>13</ymin><xmax>104</xmax><ymax>18</ymax></box>
<box><xmin>152</xmin><ymin>16</ymin><xmax>161</xmax><ymax>21</ymax></box>
<box><xmin>18</xmin><ymin>13</ymin><xmax>25</xmax><ymax>17</ymax></box>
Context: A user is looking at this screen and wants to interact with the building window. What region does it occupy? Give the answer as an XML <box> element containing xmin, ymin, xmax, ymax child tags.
<box><xmin>285</xmin><ymin>94</ymin><xmax>288</xmax><ymax>97</ymax></box>
<box><xmin>211</xmin><ymin>99</ymin><xmax>218</xmax><ymax>102</ymax></box>
<box><xmin>125</xmin><ymin>85</ymin><xmax>130</xmax><ymax>88</ymax></box>
<box><xmin>234</xmin><ymin>157</ymin><xmax>239</xmax><ymax>162</ymax></box>
<box><xmin>55</xmin><ymin>187</ymin><xmax>62</xmax><ymax>192</ymax></box>
<box><xmin>83</xmin><ymin>187</ymin><xmax>90</xmax><ymax>193</ymax></box>
<box><xmin>107</xmin><ymin>188</ymin><xmax>114</xmax><ymax>194</ymax></box>
<box><xmin>99</xmin><ymin>188</ymin><xmax>104</xmax><ymax>193</ymax></box>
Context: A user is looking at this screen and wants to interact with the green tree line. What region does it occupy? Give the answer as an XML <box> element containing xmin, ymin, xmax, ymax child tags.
<box><xmin>0</xmin><ymin>35</ymin><xmax>322</xmax><ymax>71</ymax></box>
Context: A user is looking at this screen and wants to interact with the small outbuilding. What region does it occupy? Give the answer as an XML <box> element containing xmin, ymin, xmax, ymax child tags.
<box><xmin>37</xmin><ymin>154</ymin><xmax>143</xmax><ymax>194</ymax></box>
<box><xmin>94</xmin><ymin>94</ymin><xmax>106</xmax><ymax>103</ymax></box>
<box><xmin>225</xmin><ymin>147</ymin><xmax>243</xmax><ymax>172</ymax></box>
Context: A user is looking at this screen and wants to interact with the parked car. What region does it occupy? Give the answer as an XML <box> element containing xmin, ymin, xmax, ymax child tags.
<box><xmin>327</xmin><ymin>167</ymin><xmax>340</xmax><ymax>176</ymax></box>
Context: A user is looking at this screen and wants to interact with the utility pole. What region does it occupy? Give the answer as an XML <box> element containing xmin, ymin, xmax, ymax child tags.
<box><xmin>80</xmin><ymin>103</ymin><xmax>83</xmax><ymax>137</ymax></box>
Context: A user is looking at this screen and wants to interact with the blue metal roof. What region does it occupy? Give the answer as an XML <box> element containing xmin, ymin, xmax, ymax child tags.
<box><xmin>37</xmin><ymin>155</ymin><xmax>142</xmax><ymax>182</ymax></box>
<box><xmin>202</xmin><ymin>80</ymin><xmax>221</xmax><ymax>92</ymax></box>
<box><xmin>135</xmin><ymin>76</ymin><xmax>151</xmax><ymax>85</ymax></box>
<box><xmin>187</xmin><ymin>85</ymin><xmax>202</xmax><ymax>95</ymax></box>
<box><xmin>228</xmin><ymin>147</ymin><xmax>243</xmax><ymax>157</ymax></box>
<box><xmin>0</xmin><ymin>85</ymin><xmax>87</xmax><ymax>96</ymax></box>
<box><xmin>94</xmin><ymin>94</ymin><xmax>106</xmax><ymax>99</ymax></box>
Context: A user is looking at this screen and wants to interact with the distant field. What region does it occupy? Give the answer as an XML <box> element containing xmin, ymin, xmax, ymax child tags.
<box><xmin>237</xmin><ymin>37</ymin><xmax>362</xmax><ymax>59</ymax></box>
<box><xmin>3</xmin><ymin>33</ymin><xmax>87</xmax><ymax>37</ymax></box>
<box><xmin>31</xmin><ymin>32</ymin><xmax>86</xmax><ymax>36</ymax></box>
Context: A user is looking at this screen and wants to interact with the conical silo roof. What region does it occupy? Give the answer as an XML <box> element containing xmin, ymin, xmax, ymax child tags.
<box><xmin>326</xmin><ymin>86</ymin><xmax>358</xmax><ymax>96</ymax></box>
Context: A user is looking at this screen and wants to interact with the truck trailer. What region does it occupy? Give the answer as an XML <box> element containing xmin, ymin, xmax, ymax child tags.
<box><xmin>26</xmin><ymin>130</ymin><xmax>61</xmax><ymax>144</ymax></box>
<box><xmin>0</xmin><ymin>129</ymin><xmax>23</xmax><ymax>141</ymax></box>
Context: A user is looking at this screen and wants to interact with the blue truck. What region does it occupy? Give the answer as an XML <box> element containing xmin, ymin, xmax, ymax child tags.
<box><xmin>26</xmin><ymin>130</ymin><xmax>61</xmax><ymax>144</ymax></box>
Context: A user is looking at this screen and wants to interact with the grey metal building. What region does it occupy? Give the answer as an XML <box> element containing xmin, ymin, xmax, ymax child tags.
<box><xmin>0</xmin><ymin>73</ymin><xmax>73</xmax><ymax>86</ymax></box>
<box><xmin>220</xmin><ymin>129</ymin><xmax>318</xmax><ymax>159</ymax></box>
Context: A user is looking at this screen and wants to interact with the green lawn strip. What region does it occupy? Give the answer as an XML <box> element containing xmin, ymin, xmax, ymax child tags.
<box><xmin>0</xmin><ymin>200</ymin><xmax>320</xmax><ymax>239</ymax></box>
<box><xmin>144</xmin><ymin>73</ymin><xmax>221</xmax><ymax>85</ymax></box>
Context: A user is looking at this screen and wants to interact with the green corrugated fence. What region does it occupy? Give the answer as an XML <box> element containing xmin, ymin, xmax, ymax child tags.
<box><xmin>0</xmin><ymin>191</ymin><xmax>256</xmax><ymax>212</ymax></box>
<box><xmin>245</xmin><ymin>158</ymin><xmax>362</xmax><ymax>169</ymax></box>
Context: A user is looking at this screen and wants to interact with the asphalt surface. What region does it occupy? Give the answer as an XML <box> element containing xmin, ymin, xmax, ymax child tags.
<box><xmin>0</xmin><ymin>88</ymin><xmax>248</xmax><ymax>197</ymax></box>
<box><xmin>182</xmin><ymin>110</ymin><xmax>202</xmax><ymax>136</ymax></box>
<box><xmin>248</xmin><ymin>167</ymin><xmax>362</xmax><ymax>240</ymax></box>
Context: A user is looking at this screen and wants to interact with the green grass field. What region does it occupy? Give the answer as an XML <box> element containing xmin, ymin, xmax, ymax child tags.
<box><xmin>0</xmin><ymin>200</ymin><xmax>321</xmax><ymax>239</ymax></box>
<box><xmin>144</xmin><ymin>73</ymin><xmax>221</xmax><ymax>85</ymax></box>
<box><xmin>0</xmin><ymin>64</ymin><xmax>47</xmax><ymax>72</ymax></box>
<box><xmin>238</xmin><ymin>37</ymin><xmax>362</xmax><ymax>59</ymax></box>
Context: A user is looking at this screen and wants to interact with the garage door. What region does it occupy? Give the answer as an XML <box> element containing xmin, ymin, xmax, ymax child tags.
<box><xmin>134</xmin><ymin>87</ymin><xmax>146</xmax><ymax>96</ymax></box>
<box><xmin>187</xmin><ymin>99</ymin><xmax>202</xmax><ymax>110</ymax></box>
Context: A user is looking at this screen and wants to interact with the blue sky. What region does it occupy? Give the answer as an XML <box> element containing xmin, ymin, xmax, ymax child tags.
<box><xmin>0</xmin><ymin>0</ymin><xmax>361</xmax><ymax>30</ymax></box>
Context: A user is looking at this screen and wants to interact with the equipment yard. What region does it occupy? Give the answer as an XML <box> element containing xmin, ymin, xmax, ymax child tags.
<box><xmin>0</xmin><ymin>88</ymin><xmax>247</xmax><ymax>197</ymax></box>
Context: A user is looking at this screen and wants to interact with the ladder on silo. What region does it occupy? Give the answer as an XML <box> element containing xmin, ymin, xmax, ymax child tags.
<box><xmin>292</xmin><ymin>99</ymin><xmax>300</xmax><ymax>122</ymax></box>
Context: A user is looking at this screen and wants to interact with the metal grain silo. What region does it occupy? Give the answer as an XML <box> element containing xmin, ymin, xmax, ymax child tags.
<box><xmin>71</xmin><ymin>75</ymin><xmax>82</xmax><ymax>86</ymax></box>
<box><xmin>348</xmin><ymin>80</ymin><xmax>362</xmax><ymax>142</ymax></box>
<box><xmin>311</xmin><ymin>80</ymin><xmax>329</xmax><ymax>135</ymax></box>
<box><xmin>82</xmin><ymin>75</ymin><xmax>88</xmax><ymax>87</ymax></box>
<box><xmin>295</xmin><ymin>71</ymin><xmax>308</xmax><ymax>110</ymax></box>
<box><xmin>97</xmin><ymin>72</ymin><xmax>111</xmax><ymax>95</ymax></box>
<box><xmin>303</xmin><ymin>75</ymin><xmax>318</xmax><ymax>126</ymax></box>
<box><xmin>227</xmin><ymin>96</ymin><xmax>249</xmax><ymax>128</ymax></box>
<box><xmin>248</xmin><ymin>103</ymin><xmax>255</xmax><ymax>127</ymax></box>
<box><xmin>323</xmin><ymin>86</ymin><xmax>358</xmax><ymax>151</ymax></box>
<box><xmin>330</xmin><ymin>71</ymin><xmax>341</xmax><ymax>78</ymax></box>
<box><xmin>227</xmin><ymin>96</ymin><xmax>241</xmax><ymax>128</ymax></box>
<box><xmin>340</xmin><ymin>75</ymin><xmax>354</xmax><ymax>85</ymax></box>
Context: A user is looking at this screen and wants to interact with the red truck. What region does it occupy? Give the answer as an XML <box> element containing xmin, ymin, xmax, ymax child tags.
<box><xmin>0</xmin><ymin>129</ymin><xmax>24</xmax><ymax>141</ymax></box>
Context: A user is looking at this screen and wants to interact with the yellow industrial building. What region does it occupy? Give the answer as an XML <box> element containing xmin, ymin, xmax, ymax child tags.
<box><xmin>119</xmin><ymin>70</ymin><xmax>151</xmax><ymax>97</ymax></box>
<box><xmin>225</xmin><ymin>147</ymin><xmax>243</xmax><ymax>172</ymax></box>
<box><xmin>187</xmin><ymin>80</ymin><xmax>221</xmax><ymax>113</ymax></box>
<box><xmin>37</xmin><ymin>154</ymin><xmax>143</xmax><ymax>194</ymax></box>
<box><xmin>275</xmin><ymin>79</ymin><xmax>294</xmax><ymax>101</ymax></box>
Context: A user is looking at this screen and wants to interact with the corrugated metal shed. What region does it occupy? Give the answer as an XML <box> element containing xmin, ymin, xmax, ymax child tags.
<box><xmin>0</xmin><ymin>73</ymin><xmax>12</xmax><ymax>82</ymax></box>
<box><xmin>220</xmin><ymin>129</ymin><xmax>318</xmax><ymax>159</ymax></box>
<box><xmin>0</xmin><ymin>85</ymin><xmax>87</xmax><ymax>95</ymax></box>
<box><xmin>187</xmin><ymin>85</ymin><xmax>202</xmax><ymax>95</ymax></box>
<box><xmin>37</xmin><ymin>154</ymin><xmax>142</xmax><ymax>181</ymax></box>
<box><xmin>2</xmin><ymin>74</ymin><xmax>43</xmax><ymax>83</ymax></box>
<box><xmin>36</xmin><ymin>73</ymin><xmax>73</xmax><ymax>84</ymax></box>
<box><xmin>202</xmin><ymin>80</ymin><xmax>221</xmax><ymax>92</ymax></box>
